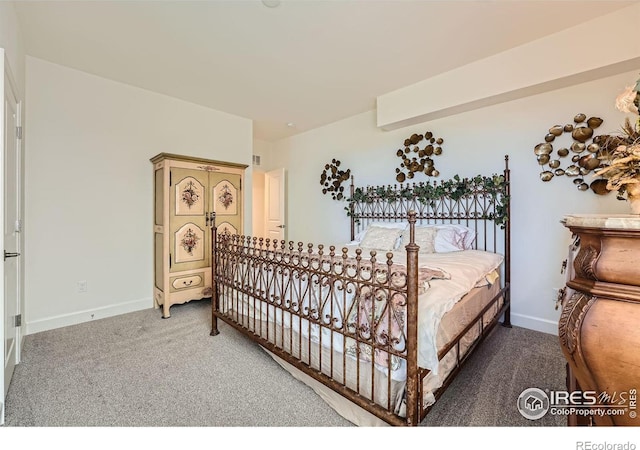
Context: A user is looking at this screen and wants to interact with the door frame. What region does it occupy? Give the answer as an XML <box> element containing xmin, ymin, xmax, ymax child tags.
<box><xmin>1</xmin><ymin>50</ymin><xmax>24</xmax><ymax>425</ymax></box>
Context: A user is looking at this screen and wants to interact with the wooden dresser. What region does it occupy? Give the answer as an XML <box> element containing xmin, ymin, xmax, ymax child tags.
<box><xmin>560</xmin><ymin>214</ymin><xmax>640</xmax><ymax>426</ymax></box>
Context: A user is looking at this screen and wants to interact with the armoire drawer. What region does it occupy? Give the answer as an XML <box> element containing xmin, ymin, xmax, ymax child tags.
<box><xmin>170</xmin><ymin>273</ymin><xmax>205</xmax><ymax>292</ymax></box>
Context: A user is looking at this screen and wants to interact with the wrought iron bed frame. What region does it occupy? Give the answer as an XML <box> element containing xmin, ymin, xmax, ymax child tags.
<box><xmin>210</xmin><ymin>155</ymin><xmax>511</xmax><ymax>426</ymax></box>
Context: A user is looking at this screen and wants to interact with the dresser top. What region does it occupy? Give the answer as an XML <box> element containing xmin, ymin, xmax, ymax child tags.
<box><xmin>562</xmin><ymin>214</ymin><xmax>640</xmax><ymax>230</ymax></box>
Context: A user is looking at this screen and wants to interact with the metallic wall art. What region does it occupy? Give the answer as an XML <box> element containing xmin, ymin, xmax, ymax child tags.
<box><xmin>535</xmin><ymin>113</ymin><xmax>610</xmax><ymax>194</ymax></box>
<box><xmin>395</xmin><ymin>131</ymin><xmax>444</xmax><ymax>183</ymax></box>
<box><xmin>320</xmin><ymin>159</ymin><xmax>351</xmax><ymax>200</ymax></box>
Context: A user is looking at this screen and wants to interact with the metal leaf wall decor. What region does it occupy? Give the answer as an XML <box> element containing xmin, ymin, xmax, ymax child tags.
<box><xmin>320</xmin><ymin>159</ymin><xmax>351</xmax><ymax>200</ymax></box>
<box><xmin>395</xmin><ymin>131</ymin><xmax>444</xmax><ymax>183</ymax></box>
<box><xmin>535</xmin><ymin>113</ymin><xmax>610</xmax><ymax>194</ymax></box>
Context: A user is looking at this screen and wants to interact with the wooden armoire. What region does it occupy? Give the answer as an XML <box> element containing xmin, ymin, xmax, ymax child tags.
<box><xmin>151</xmin><ymin>153</ymin><xmax>247</xmax><ymax>318</ymax></box>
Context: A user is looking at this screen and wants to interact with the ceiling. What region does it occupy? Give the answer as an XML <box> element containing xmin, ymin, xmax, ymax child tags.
<box><xmin>13</xmin><ymin>0</ymin><xmax>636</xmax><ymax>142</ymax></box>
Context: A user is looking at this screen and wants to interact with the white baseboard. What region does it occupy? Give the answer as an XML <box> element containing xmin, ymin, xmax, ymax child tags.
<box><xmin>23</xmin><ymin>298</ymin><xmax>559</xmax><ymax>338</ymax></box>
<box><xmin>510</xmin><ymin>312</ymin><xmax>559</xmax><ymax>336</ymax></box>
<box><xmin>25</xmin><ymin>297</ymin><xmax>153</xmax><ymax>335</ymax></box>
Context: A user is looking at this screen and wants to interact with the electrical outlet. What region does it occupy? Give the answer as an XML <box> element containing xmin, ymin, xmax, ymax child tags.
<box><xmin>552</xmin><ymin>288</ymin><xmax>559</xmax><ymax>302</ymax></box>
<box><xmin>77</xmin><ymin>281</ymin><xmax>88</xmax><ymax>293</ymax></box>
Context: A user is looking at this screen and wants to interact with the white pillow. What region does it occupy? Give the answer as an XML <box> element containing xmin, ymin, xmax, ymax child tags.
<box><xmin>400</xmin><ymin>226</ymin><xmax>436</xmax><ymax>253</ymax></box>
<box><xmin>353</xmin><ymin>222</ymin><xmax>408</xmax><ymax>248</ymax></box>
<box><xmin>397</xmin><ymin>224</ymin><xmax>476</xmax><ymax>253</ymax></box>
<box><xmin>434</xmin><ymin>225</ymin><xmax>476</xmax><ymax>252</ymax></box>
<box><xmin>359</xmin><ymin>225</ymin><xmax>405</xmax><ymax>252</ymax></box>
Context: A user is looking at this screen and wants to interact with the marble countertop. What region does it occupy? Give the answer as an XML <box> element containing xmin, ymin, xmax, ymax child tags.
<box><xmin>562</xmin><ymin>214</ymin><xmax>640</xmax><ymax>230</ymax></box>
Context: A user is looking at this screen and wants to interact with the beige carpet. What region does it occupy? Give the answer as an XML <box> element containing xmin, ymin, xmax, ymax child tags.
<box><xmin>4</xmin><ymin>298</ymin><xmax>566</xmax><ymax>427</ymax></box>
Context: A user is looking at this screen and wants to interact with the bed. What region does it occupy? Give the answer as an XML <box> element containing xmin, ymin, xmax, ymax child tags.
<box><xmin>209</xmin><ymin>156</ymin><xmax>511</xmax><ymax>426</ymax></box>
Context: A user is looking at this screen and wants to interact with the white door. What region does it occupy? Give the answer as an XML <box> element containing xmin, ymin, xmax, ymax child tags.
<box><xmin>2</xmin><ymin>56</ymin><xmax>22</xmax><ymax>424</ymax></box>
<box><xmin>265</xmin><ymin>168</ymin><xmax>286</xmax><ymax>241</ymax></box>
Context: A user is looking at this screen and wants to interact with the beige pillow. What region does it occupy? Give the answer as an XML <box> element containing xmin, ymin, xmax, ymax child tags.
<box><xmin>401</xmin><ymin>226</ymin><xmax>436</xmax><ymax>253</ymax></box>
<box><xmin>359</xmin><ymin>226</ymin><xmax>404</xmax><ymax>251</ymax></box>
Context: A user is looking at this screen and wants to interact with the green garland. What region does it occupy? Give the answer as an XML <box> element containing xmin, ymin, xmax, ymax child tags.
<box><xmin>345</xmin><ymin>174</ymin><xmax>509</xmax><ymax>228</ymax></box>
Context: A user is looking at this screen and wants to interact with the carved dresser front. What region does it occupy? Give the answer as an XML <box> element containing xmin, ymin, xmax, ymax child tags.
<box><xmin>560</xmin><ymin>214</ymin><xmax>640</xmax><ymax>426</ymax></box>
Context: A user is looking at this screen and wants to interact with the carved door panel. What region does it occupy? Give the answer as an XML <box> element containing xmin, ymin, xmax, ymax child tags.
<box><xmin>169</xmin><ymin>167</ymin><xmax>209</xmax><ymax>273</ymax></box>
<box><xmin>210</xmin><ymin>172</ymin><xmax>242</xmax><ymax>236</ymax></box>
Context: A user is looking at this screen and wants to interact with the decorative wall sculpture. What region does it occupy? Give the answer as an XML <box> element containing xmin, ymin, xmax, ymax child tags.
<box><xmin>320</xmin><ymin>159</ymin><xmax>351</xmax><ymax>200</ymax></box>
<box><xmin>395</xmin><ymin>131</ymin><xmax>444</xmax><ymax>183</ymax></box>
<box><xmin>320</xmin><ymin>130</ymin><xmax>446</xmax><ymax>199</ymax></box>
<box><xmin>535</xmin><ymin>113</ymin><xmax>610</xmax><ymax>194</ymax></box>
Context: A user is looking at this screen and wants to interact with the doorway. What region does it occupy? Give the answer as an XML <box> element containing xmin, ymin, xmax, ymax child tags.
<box><xmin>264</xmin><ymin>168</ymin><xmax>286</xmax><ymax>241</ymax></box>
<box><xmin>251</xmin><ymin>167</ymin><xmax>286</xmax><ymax>241</ymax></box>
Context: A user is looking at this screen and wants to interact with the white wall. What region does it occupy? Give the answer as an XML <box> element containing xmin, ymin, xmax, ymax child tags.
<box><xmin>24</xmin><ymin>57</ymin><xmax>252</xmax><ymax>334</ymax></box>
<box><xmin>253</xmin><ymin>138</ymin><xmax>272</xmax><ymax>170</ymax></box>
<box><xmin>252</xmin><ymin>170</ymin><xmax>265</xmax><ymax>237</ymax></box>
<box><xmin>0</xmin><ymin>1</ymin><xmax>25</xmax><ymax>96</ymax></box>
<box><xmin>266</xmin><ymin>70</ymin><xmax>637</xmax><ymax>335</ymax></box>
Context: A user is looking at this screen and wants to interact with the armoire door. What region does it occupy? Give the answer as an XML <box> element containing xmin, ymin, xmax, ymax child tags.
<box><xmin>209</xmin><ymin>172</ymin><xmax>242</xmax><ymax>236</ymax></box>
<box><xmin>169</xmin><ymin>167</ymin><xmax>210</xmax><ymax>273</ymax></box>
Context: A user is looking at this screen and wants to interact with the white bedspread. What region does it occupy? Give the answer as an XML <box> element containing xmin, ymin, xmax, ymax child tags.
<box><xmin>341</xmin><ymin>246</ymin><xmax>503</xmax><ymax>373</ymax></box>
<box><xmin>410</xmin><ymin>249</ymin><xmax>503</xmax><ymax>373</ymax></box>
